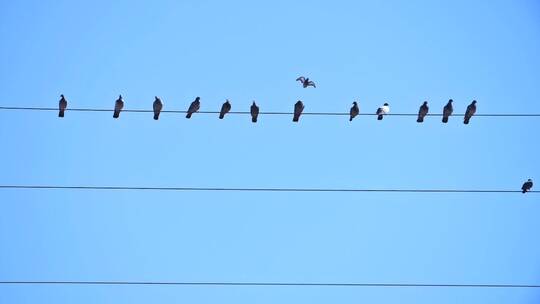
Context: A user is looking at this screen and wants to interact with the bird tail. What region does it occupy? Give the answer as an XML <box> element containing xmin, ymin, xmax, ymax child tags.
<box><xmin>113</xmin><ymin>110</ymin><xmax>120</xmax><ymax>118</ymax></box>
<box><xmin>349</xmin><ymin>117</ymin><xmax>353</xmax><ymax>122</ymax></box>
<box><xmin>523</xmin><ymin>189</ymin><xmax>527</xmax><ymax>193</ymax></box>
<box><xmin>442</xmin><ymin>116</ymin><xmax>448</xmax><ymax>123</ymax></box>
<box><xmin>377</xmin><ymin>114</ymin><xmax>383</xmax><ymax>120</ymax></box>
<box><xmin>58</xmin><ymin>110</ymin><xmax>65</xmax><ymax>118</ymax></box>
<box><xmin>219</xmin><ymin>113</ymin><xmax>225</xmax><ymax>119</ymax></box>
<box><xmin>252</xmin><ymin>116</ymin><xmax>257</xmax><ymax>123</ymax></box>
<box><xmin>186</xmin><ymin>112</ymin><xmax>192</xmax><ymax>119</ymax></box>
<box><xmin>293</xmin><ymin>114</ymin><xmax>300</xmax><ymax>122</ymax></box>
<box><xmin>464</xmin><ymin>117</ymin><xmax>470</xmax><ymax>124</ymax></box>
<box><xmin>154</xmin><ymin>113</ymin><xmax>159</xmax><ymax>120</ymax></box>
<box><xmin>417</xmin><ymin>117</ymin><xmax>424</xmax><ymax>123</ymax></box>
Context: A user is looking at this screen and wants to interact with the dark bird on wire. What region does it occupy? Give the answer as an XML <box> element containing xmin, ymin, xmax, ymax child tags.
<box><xmin>219</xmin><ymin>100</ymin><xmax>231</xmax><ymax>119</ymax></box>
<box><xmin>464</xmin><ymin>100</ymin><xmax>477</xmax><ymax>124</ymax></box>
<box><xmin>186</xmin><ymin>97</ymin><xmax>200</xmax><ymax>119</ymax></box>
<box><xmin>58</xmin><ymin>94</ymin><xmax>67</xmax><ymax>118</ymax></box>
<box><xmin>442</xmin><ymin>99</ymin><xmax>453</xmax><ymax>123</ymax></box>
<box><xmin>113</xmin><ymin>95</ymin><xmax>124</xmax><ymax>118</ymax></box>
<box><xmin>250</xmin><ymin>101</ymin><xmax>259</xmax><ymax>123</ymax></box>
<box><xmin>376</xmin><ymin>103</ymin><xmax>390</xmax><ymax>120</ymax></box>
<box><xmin>293</xmin><ymin>100</ymin><xmax>304</xmax><ymax>122</ymax></box>
<box><xmin>522</xmin><ymin>179</ymin><xmax>533</xmax><ymax>193</ymax></box>
<box><xmin>296</xmin><ymin>76</ymin><xmax>316</xmax><ymax>88</ymax></box>
<box><xmin>153</xmin><ymin>96</ymin><xmax>163</xmax><ymax>120</ymax></box>
<box><xmin>417</xmin><ymin>101</ymin><xmax>429</xmax><ymax>123</ymax></box>
<box><xmin>349</xmin><ymin>101</ymin><xmax>359</xmax><ymax>121</ymax></box>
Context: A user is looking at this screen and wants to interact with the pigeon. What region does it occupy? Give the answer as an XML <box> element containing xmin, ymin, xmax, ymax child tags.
<box><xmin>464</xmin><ymin>100</ymin><xmax>477</xmax><ymax>124</ymax></box>
<box><xmin>58</xmin><ymin>94</ymin><xmax>67</xmax><ymax>118</ymax></box>
<box><xmin>442</xmin><ymin>99</ymin><xmax>453</xmax><ymax>123</ymax></box>
<box><xmin>349</xmin><ymin>102</ymin><xmax>359</xmax><ymax>121</ymax></box>
<box><xmin>250</xmin><ymin>101</ymin><xmax>259</xmax><ymax>123</ymax></box>
<box><xmin>293</xmin><ymin>100</ymin><xmax>304</xmax><ymax>122</ymax></box>
<box><xmin>219</xmin><ymin>100</ymin><xmax>231</xmax><ymax>119</ymax></box>
<box><xmin>522</xmin><ymin>179</ymin><xmax>533</xmax><ymax>193</ymax></box>
<box><xmin>296</xmin><ymin>76</ymin><xmax>316</xmax><ymax>88</ymax></box>
<box><xmin>376</xmin><ymin>103</ymin><xmax>390</xmax><ymax>120</ymax></box>
<box><xmin>417</xmin><ymin>101</ymin><xmax>429</xmax><ymax>123</ymax></box>
<box><xmin>113</xmin><ymin>95</ymin><xmax>124</xmax><ymax>118</ymax></box>
<box><xmin>186</xmin><ymin>97</ymin><xmax>200</xmax><ymax>119</ymax></box>
<box><xmin>153</xmin><ymin>96</ymin><xmax>163</xmax><ymax>120</ymax></box>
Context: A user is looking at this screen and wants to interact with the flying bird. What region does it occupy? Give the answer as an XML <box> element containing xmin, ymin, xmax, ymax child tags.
<box><xmin>153</xmin><ymin>96</ymin><xmax>163</xmax><ymax>120</ymax></box>
<box><xmin>376</xmin><ymin>103</ymin><xmax>390</xmax><ymax>120</ymax></box>
<box><xmin>250</xmin><ymin>101</ymin><xmax>259</xmax><ymax>123</ymax></box>
<box><xmin>417</xmin><ymin>101</ymin><xmax>429</xmax><ymax>123</ymax></box>
<box><xmin>522</xmin><ymin>179</ymin><xmax>533</xmax><ymax>193</ymax></box>
<box><xmin>113</xmin><ymin>95</ymin><xmax>124</xmax><ymax>119</ymax></box>
<box><xmin>186</xmin><ymin>97</ymin><xmax>200</xmax><ymax>119</ymax></box>
<box><xmin>293</xmin><ymin>100</ymin><xmax>304</xmax><ymax>122</ymax></box>
<box><xmin>58</xmin><ymin>94</ymin><xmax>67</xmax><ymax>118</ymax></box>
<box><xmin>442</xmin><ymin>99</ymin><xmax>453</xmax><ymax>123</ymax></box>
<box><xmin>464</xmin><ymin>100</ymin><xmax>477</xmax><ymax>124</ymax></box>
<box><xmin>219</xmin><ymin>100</ymin><xmax>231</xmax><ymax>119</ymax></box>
<box><xmin>296</xmin><ymin>76</ymin><xmax>316</xmax><ymax>88</ymax></box>
<box><xmin>349</xmin><ymin>102</ymin><xmax>359</xmax><ymax>121</ymax></box>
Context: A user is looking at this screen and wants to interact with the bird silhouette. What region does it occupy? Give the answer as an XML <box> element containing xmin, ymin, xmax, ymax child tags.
<box><xmin>522</xmin><ymin>179</ymin><xmax>533</xmax><ymax>193</ymax></box>
<box><xmin>293</xmin><ymin>100</ymin><xmax>304</xmax><ymax>122</ymax></box>
<box><xmin>464</xmin><ymin>100</ymin><xmax>477</xmax><ymax>124</ymax></box>
<box><xmin>376</xmin><ymin>103</ymin><xmax>390</xmax><ymax>120</ymax></box>
<box><xmin>219</xmin><ymin>100</ymin><xmax>231</xmax><ymax>119</ymax></box>
<box><xmin>417</xmin><ymin>101</ymin><xmax>429</xmax><ymax>123</ymax></box>
<box><xmin>113</xmin><ymin>95</ymin><xmax>124</xmax><ymax>119</ymax></box>
<box><xmin>153</xmin><ymin>96</ymin><xmax>163</xmax><ymax>120</ymax></box>
<box><xmin>349</xmin><ymin>102</ymin><xmax>359</xmax><ymax>121</ymax></box>
<box><xmin>58</xmin><ymin>94</ymin><xmax>67</xmax><ymax>118</ymax></box>
<box><xmin>442</xmin><ymin>99</ymin><xmax>453</xmax><ymax>123</ymax></box>
<box><xmin>296</xmin><ymin>76</ymin><xmax>316</xmax><ymax>88</ymax></box>
<box><xmin>186</xmin><ymin>97</ymin><xmax>200</xmax><ymax>119</ymax></box>
<box><xmin>250</xmin><ymin>101</ymin><xmax>259</xmax><ymax>123</ymax></box>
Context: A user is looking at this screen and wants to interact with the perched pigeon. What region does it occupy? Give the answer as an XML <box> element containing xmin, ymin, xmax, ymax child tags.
<box><xmin>522</xmin><ymin>179</ymin><xmax>533</xmax><ymax>193</ymax></box>
<box><xmin>349</xmin><ymin>102</ymin><xmax>359</xmax><ymax>121</ymax></box>
<box><xmin>250</xmin><ymin>101</ymin><xmax>259</xmax><ymax>123</ymax></box>
<box><xmin>113</xmin><ymin>95</ymin><xmax>124</xmax><ymax>118</ymax></box>
<box><xmin>296</xmin><ymin>76</ymin><xmax>316</xmax><ymax>88</ymax></box>
<box><xmin>417</xmin><ymin>101</ymin><xmax>429</xmax><ymax>123</ymax></box>
<box><xmin>153</xmin><ymin>96</ymin><xmax>163</xmax><ymax>120</ymax></box>
<box><xmin>58</xmin><ymin>94</ymin><xmax>67</xmax><ymax>118</ymax></box>
<box><xmin>442</xmin><ymin>99</ymin><xmax>453</xmax><ymax>123</ymax></box>
<box><xmin>219</xmin><ymin>100</ymin><xmax>231</xmax><ymax>119</ymax></box>
<box><xmin>293</xmin><ymin>100</ymin><xmax>304</xmax><ymax>122</ymax></box>
<box><xmin>464</xmin><ymin>100</ymin><xmax>477</xmax><ymax>124</ymax></box>
<box><xmin>186</xmin><ymin>97</ymin><xmax>200</xmax><ymax>119</ymax></box>
<box><xmin>376</xmin><ymin>103</ymin><xmax>390</xmax><ymax>120</ymax></box>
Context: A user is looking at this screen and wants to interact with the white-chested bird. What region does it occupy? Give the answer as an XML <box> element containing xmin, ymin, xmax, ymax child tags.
<box><xmin>186</xmin><ymin>97</ymin><xmax>200</xmax><ymax>119</ymax></box>
<box><xmin>442</xmin><ymin>99</ymin><xmax>453</xmax><ymax>123</ymax></box>
<box><xmin>417</xmin><ymin>101</ymin><xmax>429</xmax><ymax>123</ymax></box>
<box><xmin>58</xmin><ymin>94</ymin><xmax>67</xmax><ymax>118</ymax></box>
<box><xmin>296</xmin><ymin>76</ymin><xmax>316</xmax><ymax>88</ymax></box>
<box><xmin>219</xmin><ymin>100</ymin><xmax>231</xmax><ymax>119</ymax></box>
<box><xmin>153</xmin><ymin>96</ymin><xmax>163</xmax><ymax>120</ymax></box>
<box><xmin>376</xmin><ymin>103</ymin><xmax>390</xmax><ymax>120</ymax></box>
<box><xmin>464</xmin><ymin>100</ymin><xmax>477</xmax><ymax>124</ymax></box>
<box><xmin>250</xmin><ymin>101</ymin><xmax>259</xmax><ymax>123</ymax></box>
<box><xmin>522</xmin><ymin>179</ymin><xmax>533</xmax><ymax>194</ymax></box>
<box><xmin>293</xmin><ymin>100</ymin><xmax>304</xmax><ymax>122</ymax></box>
<box><xmin>113</xmin><ymin>95</ymin><xmax>124</xmax><ymax>119</ymax></box>
<box><xmin>349</xmin><ymin>102</ymin><xmax>359</xmax><ymax>121</ymax></box>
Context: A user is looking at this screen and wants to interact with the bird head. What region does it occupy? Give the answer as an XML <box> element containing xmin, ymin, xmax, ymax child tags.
<box><xmin>449</xmin><ymin>99</ymin><xmax>453</xmax><ymax>103</ymax></box>
<box><xmin>528</xmin><ymin>179</ymin><xmax>533</xmax><ymax>182</ymax></box>
<box><xmin>60</xmin><ymin>94</ymin><xmax>64</xmax><ymax>98</ymax></box>
<box><xmin>155</xmin><ymin>96</ymin><xmax>159</xmax><ymax>100</ymax></box>
<box><xmin>119</xmin><ymin>94</ymin><xmax>123</xmax><ymax>100</ymax></box>
<box><xmin>195</xmin><ymin>97</ymin><xmax>200</xmax><ymax>101</ymax></box>
<box><xmin>423</xmin><ymin>101</ymin><xmax>428</xmax><ymax>105</ymax></box>
<box><xmin>252</xmin><ymin>101</ymin><xmax>256</xmax><ymax>105</ymax></box>
<box><xmin>472</xmin><ymin>100</ymin><xmax>477</xmax><ymax>105</ymax></box>
<box><xmin>383</xmin><ymin>103</ymin><xmax>389</xmax><ymax>106</ymax></box>
<box><xmin>353</xmin><ymin>101</ymin><xmax>357</xmax><ymax>105</ymax></box>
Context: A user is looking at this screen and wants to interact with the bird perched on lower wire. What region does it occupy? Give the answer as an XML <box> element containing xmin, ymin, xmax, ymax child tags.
<box><xmin>522</xmin><ymin>179</ymin><xmax>533</xmax><ymax>193</ymax></box>
<box><xmin>153</xmin><ymin>96</ymin><xmax>163</xmax><ymax>120</ymax></box>
<box><xmin>349</xmin><ymin>102</ymin><xmax>359</xmax><ymax>121</ymax></box>
<box><xmin>58</xmin><ymin>94</ymin><xmax>67</xmax><ymax>118</ymax></box>
<box><xmin>186</xmin><ymin>97</ymin><xmax>200</xmax><ymax>119</ymax></box>
<box><xmin>293</xmin><ymin>100</ymin><xmax>304</xmax><ymax>122</ymax></box>
<box><xmin>417</xmin><ymin>101</ymin><xmax>429</xmax><ymax>123</ymax></box>
<box><xmin>464</xmin><ymin>100</ymin><xmax>477</xmax><ymax>124</ymax></box>
<box><xmin>442</xmin><ymin>99</ymin><xmax>453</xmax><ymax>123</ymax></box>
<box><xmin>113</xmin><ymin>95</ymin><xmax>124</xmax><ymax>118</ymax></box>
<box><xmin>219</xmin><ymin>100</ymin><xmax>231</xmax><ymax>119</ymax></box>
<box><xmin>250</xmin><ymin>101</ymin><xmax>259</xmax><ymax>123</ymax></box>
<box><xmin>376</xmin><ymin>103</ymin><xmax>390</xmax><ymax>120</ymax></box>
<box><xmin>296</xmin><ymin>76</ymin><xmax>316</xmax><ymax>88</ymax></box>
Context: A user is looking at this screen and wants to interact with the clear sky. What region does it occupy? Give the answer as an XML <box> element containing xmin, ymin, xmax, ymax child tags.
<box><xmin>0</xmin><ymin>0</ymin><xmax>539</xmax><ymax>303</ymax></box>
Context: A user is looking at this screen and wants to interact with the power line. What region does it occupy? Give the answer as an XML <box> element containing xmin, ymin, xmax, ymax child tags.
<box><xmin>0</xmin><ymin>106</ymin><xmax>539</xmax><ymax>117</ymax></box>
<box><xmin>0</xmin><ymin>281</ymin><xmax>538</xmax><ymax>288</ymax></box>
<box><xmin>0</xmin><ymin>185</ymin><xmax>535</xmax><ymax>193</ymax></box>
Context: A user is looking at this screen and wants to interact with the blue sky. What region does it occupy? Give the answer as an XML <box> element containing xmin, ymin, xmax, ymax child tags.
<box><xmin>0</xmin><ymin>0</ymin><xmax>539</xmax><ymax>303</ymax></box>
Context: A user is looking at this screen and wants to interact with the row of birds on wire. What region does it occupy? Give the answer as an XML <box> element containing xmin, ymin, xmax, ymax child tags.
<box><xmin>55</xmin><ymin>76</ymin><xmax>478</xmax><ymax>124</ymax></box>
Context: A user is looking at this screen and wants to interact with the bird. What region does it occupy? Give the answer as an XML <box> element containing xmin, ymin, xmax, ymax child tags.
<box><xmin>376</xmin><ymin>103</ymin><xmax>390</xmax><ymax>120</ymax></box>
<box><xmin>442</xmin><ymin>99</ymin><xmax>453</xmax><ymax>123</ymax></box>
<box><xmin>113</xmin><ymin>95</ymin><xmax>124</xmax><ymax>118</ymax></box>
<box><xmin>250</xmin><ymin>101</ymin><xmax>259</xmax><ymax>123</ymax></box>
<box><xmin>349</xmin><ymin>102</ymin><xmax>359</xmax><ymax>121</ymax></box>
<box><xmin>153</xmin><ymin>96</ymin><xmax>163</xmax><ymax>120</ymax></box>
<box><xmin>186</xmin><ymin>97</ymin><xmax>200</xmax><ymax>119</ymax></box>
<box><xmin>58</xmin><ymin>94</ymin><xmax>67</xmax><ymax>118</ymax></box>
<box><xmin>464</xmin><ymin>100</ymin><xmax>477</xmax><ymax>124</ymax></box>
<box><xmin>293</xmin><ymin>100</ymin><xmax>304</xmax><ymax>122</ymax></box>
<box><xmin>522</xmin><ymin>179</ymin><xmax>533</xmax><ymax>193</ymax></box>
<box><xmin>417</xmin><ymin>101</ymin><xmax>429</xmax><ymax>123</ymax></box>
<box><xmin>219</xmin><ymin>100</ymin><xmax>231</xmax><ymax>119</ymax></box>
<box><xmin>296</xmin><ymin>76</ymin><xmax>316</xmax><ymax>88</ymax></box>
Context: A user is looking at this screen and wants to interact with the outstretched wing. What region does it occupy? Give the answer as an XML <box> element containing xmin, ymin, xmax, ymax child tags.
<box><xmin>296</xmin><ymin>76</ymin><xmax>305</xmax><ymax>83</ymax></box>
<box><xmin>307</xmin><ymin>81</ymin><xmax>316</xmax><ymax>88</ymax></box>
